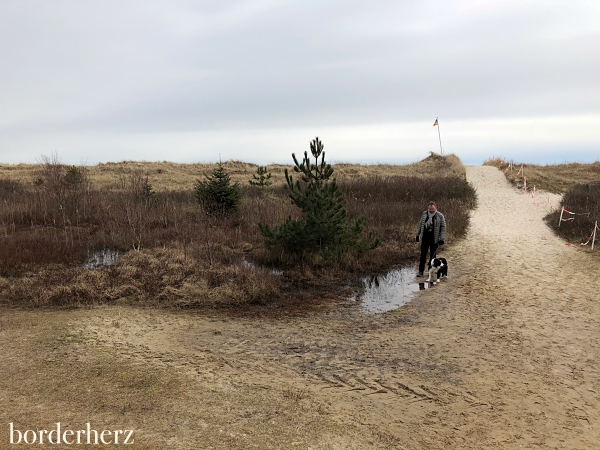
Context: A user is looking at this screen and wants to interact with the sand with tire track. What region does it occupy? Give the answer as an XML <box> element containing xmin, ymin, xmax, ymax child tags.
<box><xmin>25</xmin><ymin>165</ymin><xmax>600</xmax><ymax>448</ymax></box>
<box><xmin>429</xmin><ymin>166</ymin><xmax>600</xmax><ymax>448</ymax></box>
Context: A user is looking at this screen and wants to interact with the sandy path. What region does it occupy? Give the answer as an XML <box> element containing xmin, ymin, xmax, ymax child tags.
<box><xmin>427</xmin><ymin>166</ymin><xmax>600</xmax><ymax>448</ymax></box>
<box><xmin>80</xmin><ymin>166</ymin><xmax>600</xmax><ymax>448</ymax></box>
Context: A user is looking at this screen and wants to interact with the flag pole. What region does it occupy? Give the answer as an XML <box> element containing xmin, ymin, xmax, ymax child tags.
<box><xmin>436</xmin><ymin>117</ymin><xmax>443</xmax><ymax>155</ymax></box>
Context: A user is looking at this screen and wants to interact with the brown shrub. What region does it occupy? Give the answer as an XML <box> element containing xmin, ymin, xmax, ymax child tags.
<box><xmin>252</xmin><ymin>175</ymin><xmax>475</xmax><ymax>273</ymax></box>
<box><xmin>0</xmin><ymin>153</ymin><xmax>475</xmax><ymax>307</ymax></box>
<box><xmin>545</xmin><ymin>182</ymin><xmax>600</xmax><ymax>249</ymax></box>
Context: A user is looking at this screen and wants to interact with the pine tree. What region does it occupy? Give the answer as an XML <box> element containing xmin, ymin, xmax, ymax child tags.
<box><xmin>194</xmin><ymin>163</ymin><xmax>242</xmax><ymax>216</ymax></box>
<box><xmin>64</xmin><ymin>166</ymin><xmax>84</xmax><ymax>186</ymax></box>
<box><xmin>249</xmin><ymin>166</ymin><xmax>272</xmax><ymax>188</ymax></box>
<box><xmin>259</xmin><ymin>137</ymin><xmax>378</xmax><ymax>262</ymax></box>
<box><xmin>141</xmin><ymin>175</ymin><xmax>154</xmax><ymax>196</ymax></box>
<box><xmin>142</xmin><ymin>176</ymin><xmax>157</xmax><ymax>207</ymax></box>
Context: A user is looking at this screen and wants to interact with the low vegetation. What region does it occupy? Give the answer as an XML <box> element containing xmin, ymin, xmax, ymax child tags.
<box><xmin>545</xmin><ymin>182</ymin><xmax>600</xmax><ymax>248</ymax></box>
<box><xmin>484</xmin><ymin>157</ymin><xmax>600</xmax><ymax>194</ymax></box>
<box><xmin>0</xmin><ymin>151</ymin><xmax>476</xmax><ymax>307</ymax></box>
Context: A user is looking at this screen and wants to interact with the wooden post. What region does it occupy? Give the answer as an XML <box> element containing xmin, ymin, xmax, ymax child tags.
<box><xmin>592</xmin><ymin>221</ymin><xmax>597</xmax><ymax>250</ymax></box>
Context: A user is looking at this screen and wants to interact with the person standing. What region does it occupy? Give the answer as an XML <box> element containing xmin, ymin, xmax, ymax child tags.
<box><xmin>415</xmin><ymin>201</ymin><xmax>446</xmax><ymax>277</ymax></box>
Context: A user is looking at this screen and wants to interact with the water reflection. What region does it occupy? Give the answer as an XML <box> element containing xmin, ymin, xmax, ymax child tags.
<box><xmin>356</xmin><ymin>266</ymin><xmax>436</xmax><ymax>313</ymax></box>
<box><xmin>83</xmin><ymin>248</ymin><xmax>121</xmax><ymax>269</ymax></box>
<box><xmin>242</xmin><ymin>258</ymin><xmax>283</xmax><ymax>276</ymax></box>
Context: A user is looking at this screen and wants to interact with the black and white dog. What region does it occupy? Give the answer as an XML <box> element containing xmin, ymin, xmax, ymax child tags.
<box><xmin>426</xmin><ymin>257</ymin><xmax>448</xmax><ymax>282</ymax></box>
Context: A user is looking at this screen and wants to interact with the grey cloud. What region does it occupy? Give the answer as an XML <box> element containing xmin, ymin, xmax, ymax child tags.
<box><xmin>0</xmin><ymin>0</ymin><xmax>598</xmax><ymax>160</ymax></box>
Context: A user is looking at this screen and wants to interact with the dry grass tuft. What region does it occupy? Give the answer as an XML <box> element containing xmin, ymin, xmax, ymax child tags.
<box><xmin>4</xmin><ymin>248</ymin><xmax>281</xmax><ymax>307</ymax></box>
<box><xmin>281</xmin><ymin>387</ymin><xmax>308</xmax><ymax>402</ymax></box>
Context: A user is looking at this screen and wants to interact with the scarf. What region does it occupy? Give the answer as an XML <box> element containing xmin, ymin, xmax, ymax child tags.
<box><xmin>425</xmin><ymin>211</ymin><xmax>435</xmax><ymax>231</ymax></box>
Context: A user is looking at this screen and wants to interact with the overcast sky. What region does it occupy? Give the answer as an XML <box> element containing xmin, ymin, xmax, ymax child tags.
<box><xmin>1</xmin><ymin>0</ymin><xmax>598</xmax><ymax>166</ymax></box>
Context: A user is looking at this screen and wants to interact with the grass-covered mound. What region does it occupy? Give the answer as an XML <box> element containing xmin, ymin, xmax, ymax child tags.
<box><xmin>484</xmin><ymin>157</ymin><xmax>600</xmax><ymax>194</ymax></box>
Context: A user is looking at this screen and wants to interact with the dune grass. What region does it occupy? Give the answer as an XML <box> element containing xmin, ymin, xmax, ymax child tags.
<box><xmin>0</xmin><ymin>152</ymin><xmax>475</xmax><ymax>307</ymax></box>
<box><xmin>483</xmin><ymin>157</ymin><xmax>600</xmax><ymax>194</ymax></box>
<box><xmin>0</xmin><ymin>152</ymin><xmax>467</xmax><ymax>192</ymax></box>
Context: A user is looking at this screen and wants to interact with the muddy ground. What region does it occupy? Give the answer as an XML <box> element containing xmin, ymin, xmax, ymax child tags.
<box><xmin>1</xmin><ymin>166</ymin><xmax>599</xmax><ymax>449</ymax></box>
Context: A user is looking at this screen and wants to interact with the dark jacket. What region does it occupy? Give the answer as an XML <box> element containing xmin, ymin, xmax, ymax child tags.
<box><xmin>416</xmin><ymin>210</ymin><xmax>446</xmax><ymax>244</ymax></box>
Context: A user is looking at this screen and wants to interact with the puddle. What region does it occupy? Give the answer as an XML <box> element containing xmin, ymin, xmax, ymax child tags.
<box><xmin>355</xmin><ymin>265</ymin><xmax>438</xmax><ymax>313</ymax></box>
<box><xmin>83</xmin><ymin>248</ymin><xmax>121</xmax><ymax>269</ymax></box>
<box><xmin>242</xmin><ymin>258</ymin><xmax>283</xmax><ymax>276</ymax></box>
